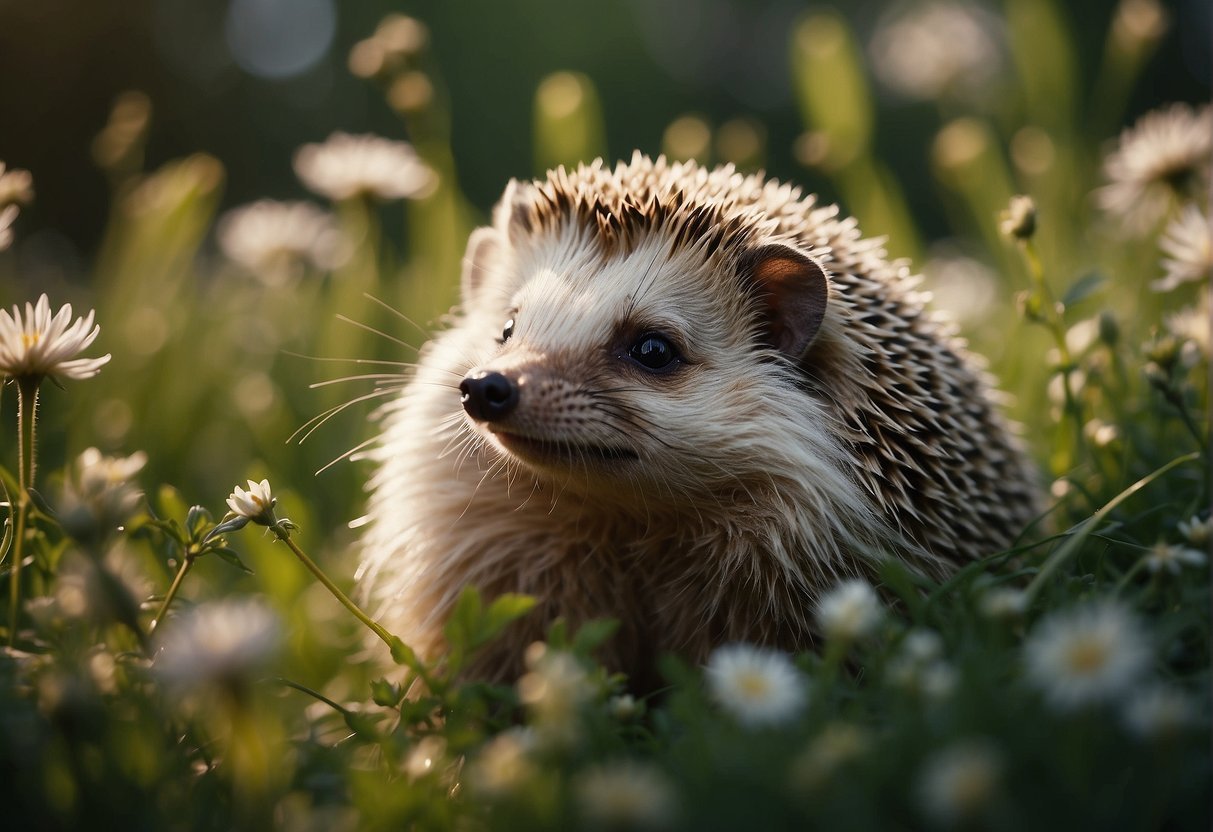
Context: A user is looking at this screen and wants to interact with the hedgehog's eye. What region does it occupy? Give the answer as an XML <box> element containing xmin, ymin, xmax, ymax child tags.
<box><xmin>498</xmin><ymin>318</ymin><xmax>515</xmax><ymax>344</ymax></box>
<box><xmin>628</xmin><ymin>332</ymin><xmax>680</xmax><ymax>373</ymax></box>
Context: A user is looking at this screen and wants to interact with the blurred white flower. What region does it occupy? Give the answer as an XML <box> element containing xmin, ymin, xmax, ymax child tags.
<box><xmin>1097</xmin><ymin>103</ymin><xmax>1212</xmax><ymax>234</ymax></box>
<box><xmin>0</xmin><ymin>204</ymin><xmax>17</xmax><ymax>251</ymax></box>
<box><xmin>404</xmin><ymin>735</ymin><xmax>448</xmax><ymax>781</ymax></box>
<box><xmin>154</xmin><ymin>598</ymin><xmax>282</xmax><ymax>687</ymax></box>
<box><xmin>519</xmin><ymin>640</ymin><xmax>594</xmax><ymax>727</ymax></box>
<box><xmin>608</xmin><ymin>693</ymin><xmax>641</xmax><ymax>721</ymax></box>
<box><xmin>1024</xmin><ymin>601</ymin><xmax>1151</xmax><ymax>710</ymax></box>
<box><xmin>0</xmin><ymin>161</ymin><xmax>34</xmax><ymax>207</ymax></box>
<box><xmin>1152</xmin><ymin>204</ymin><xmax>1212</xmax><ymax>292</ymax></box>
<box><xmin>704</xmin><ymin>643</ymin><xmax>807</xmax><ymax>727</ymax></box>
<box><xmin>0</xmin><ymin>294</ymin><xmax>111</xmax><ymax>382</ymax></box>
<box><xmin>999</xmin><ymin>194</ymin><xmax>1037</xmax><ymax>240</ymax></box>
<box><xmin>1143</xmin><ymin>542</ymin><xmax>1207</xmax><ymax>575</ymax></box>
<box><xmin>979</xmin><ymin>587</ymin><xmax>1029</xmax><ymax>619</ymax></box>
<box><xmin>1165</xmin><ymin>291</ymin><xmax>1210</xmax><ymax>362</ymax></box>
<box><xmin>888</xmin><ymin>630</ymin><xmax>956</xmax><ymax>699</ymax></box>
<box><xmin>293</xmin><ymin>132</ymin><xmax>436</xmax><ymax>201</ymax></box>
<box><xmin>789</xmin><ymin>722</ymin><xmax>869</xmax><ymax>791</ymax></box>
<box><xmin>1177</xmin><ymin>515</ymin><xmax>1212</xmax><ymax>546</ymax></box>
<box><xmin>467</xmin><ymin>727</ymin><xmax>537</xmax><ymax>797</ymax></box>
<box><xmin>56</xmin><ymin>447</ymin><xmax>148</xmax><ymax>541</ymax></box>
<box><xmin>1122</xmin><ymin>684</ymin><xmax>1198</xmax><ymax>739</ymax></box>
<box><xmin>869</xmin><ymin>2</ymin><xmax>1004</xmax><ymax>103</ymax></box>
<box><xmin>574</xmin><ymin>761</ymin><xmax>678</xmax><ymax>830</ymax></box>
<box><xmin>816</xmin><ymin>578</ymin><xmax>883</xmax><ymax>641</ymax></box>
<box><xmin>217</xmin><ymin>200</ymin><xmax>350</xmax><ymax>284</ymax></box>
<box><xmin>918</xmin><ymin>741</ymin><xmax>1002</xmax><ymax>827</ymax></box>
<box><xmin>923</xmin><ymin>251</ymin><xmax>1000</xmax><ymax>325</ymax></box>
<box><xmin>226</xmin><ymin>478</ymin><xmax>276</xmax><ymax>523</ymax></box>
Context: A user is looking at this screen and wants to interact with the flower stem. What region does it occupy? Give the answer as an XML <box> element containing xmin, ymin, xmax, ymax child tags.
<box><xmin>270</xmin><ymin>522</ymin><xmax>396</xmax><ymax>649</ymax></box>
<box><xmin>8</xmin><ymin>377</ymin><xmax>40</xmax><ymax>646</ymax></box>
<box><xmin>149</xmin><ymin>554</ymin><xmax>194</xmax><ymax>636</ymax></box>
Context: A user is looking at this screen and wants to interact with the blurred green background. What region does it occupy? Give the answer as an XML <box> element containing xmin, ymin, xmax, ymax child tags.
<box><xmin>1</xmin><ymin>0</ymin><xmax>1207</xmax><ymax>251</ymax></box>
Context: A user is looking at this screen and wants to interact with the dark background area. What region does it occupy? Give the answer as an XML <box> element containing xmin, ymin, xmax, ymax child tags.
<box><xmin>0</xmin><ymin>0</ymin><xmax>1208</xmax><ymax>264</ymax></box>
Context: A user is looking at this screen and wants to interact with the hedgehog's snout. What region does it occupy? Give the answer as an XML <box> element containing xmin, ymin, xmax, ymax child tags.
<box><xmin>460</xmin><ymin>370</ymin><xmax>519</xmax><ymax>422</ymax></box>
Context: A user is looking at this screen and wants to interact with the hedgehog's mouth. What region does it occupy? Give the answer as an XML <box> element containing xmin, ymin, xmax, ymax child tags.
<box><xmin>490</xmin><ymin>430</ymin><xmax>638</xmax><ymax>464</ymax></box>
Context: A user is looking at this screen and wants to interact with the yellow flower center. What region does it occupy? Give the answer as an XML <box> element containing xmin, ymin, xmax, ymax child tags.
<box><xmin>21</xmin><ymin>332</ymin><xmax>40</xmax><ymax>349</ymax></box>
<box><xmin>1065</xmin><ymin>638</ymin><xmax>1110</xmax><ymax>674</ymax></box>
<box><xmin>736</xmin><ymin>671</ymin><xmax>772</xmax><ymax>700</ymax></box>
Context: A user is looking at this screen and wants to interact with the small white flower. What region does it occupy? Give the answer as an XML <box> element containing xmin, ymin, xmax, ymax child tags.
<box><xmin>518</xmin><ymin>645</ymin><xmax>593</xmax><ymax>746</ymax></box>
<box><xmin>574</xmin><ymin>761</ymin><xmax>678</xmax><ymax>830</ymax></box>
<box><xmin>704</xmin><ymin>643</ymin><xmax>807</xmax><ymax>727</ymax></box>
<box><xmin>1097</xmin><ymin>102</ymin><xmax>1212</xmax><ymax>234</ymax></box>
<box><xmin>789</xmin><ymin>722</ymin><xmax>869</xmax><ymax>791</ymax></box>
<box><xmin>608</xmin><ymin>693</ymin><xmax>641</xmax><ymax>721</ymax></box>
<box><xmin>918</xmin><ymin>741</ymin><xmax>1002</xmax><ymax>827</ymax></box>
<box><xmin>1143</xmin><ymin>542</ymin><xmax>1207</xmax><ymax>575</ymax></box>
<box><xmin>56</xmin><ymin>447</ymin><xmax>148</xmax><ymax>540</ymax></box>
<box><xmin>1165</xmin><ymin>292</ymin><xmax>1211</xmax><ymax>362</ymax></box>
<box><xmin>1153</xmin><ymin>204</ymin><xmax>1212</xmax><ymax>292</ymax></box>
<box><xmin>1024</xmin><ymin>601</ymin><xmax>1151</xmax><ymax>710</ymax></box>
<box><xmin>467</xmin><ymin>727</ymin><xmax>537</xmax><ymax>797</ymax></box>
<box><xmin>226</xmin><ymin>478</ymin><xmax>276</xmax><ymax>523</ymax></box>
<box><xmin>1177</xmin><ymin>515</ymin><xmax>1212</xmax><ymax>546</ymax></box>
<box><xmin>0</xmin><ymin>294</ymin><xmax>111</xmax><ymax>381</ymax></box>
<box><xmin>217</xmin><ymin>200</ymin><xmax>350</xmax><ymax>284</ymax></box>
<box><xmin>816</xmin><ymin>578</ymin><xmax>884</xmax><ymax>641</ymax></box>
<box><xmin>153</xmin><ymin>598</ymin><xmax>282</xmax><ymax>687</ymax></box>
<box><xmin>1122</xmin><ymin>684</ymin><xmax>1198</xmax><ymax>739</ymax></box>
<box><xmin>888</xmin><ymin>630</ymin><xmax>957</xmax><ymax>699</ymax></box>
<box><xmin>293</xmin><ymin>132</ymin><xmax>436</xmax><ymax>202</ymax></box>
<box><xmin>979</xmin><ymin>587</ymin><xmax>1028</xmax><ymax>619</ymax></box>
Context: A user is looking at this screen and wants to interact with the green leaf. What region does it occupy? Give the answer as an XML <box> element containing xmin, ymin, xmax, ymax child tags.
<box><xmin>479</xmin><ymin>593</ymin><xmax>537</xmax><ymax>645</ymax></box>
<box><xmin>389</xmin><ymin>636</ymin><xmax>423</xmax><ymax>672</ymax></box>
<box><xmin>571</xmin><ymin>618</ymin><xmax>620</xmax><ymax>655</ymax></box>
<box><xmin>210</xmin><ymin>546</ymin><xmax>254</xmax><ymax>574</ymax></box>
<box><xmin>370</xmin><ymin>678</ymin><xmax>404</xmax><ymax>707</ymax></box>
<box><xmin>443</xmin><ymin>585</ymin><xmax>484</xmax><ymax>652</ymax></box>
<box><xmin>1061</xmin><ymin>271</ymin><xmax>1105</xmax><ymax>307</ymax></box>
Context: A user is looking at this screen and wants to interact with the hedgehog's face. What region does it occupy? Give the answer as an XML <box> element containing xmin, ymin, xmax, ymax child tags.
<box><xmin>454</xmin><ymin>209</ymin><xmax>830</xmax><ymax>502</ymax></box>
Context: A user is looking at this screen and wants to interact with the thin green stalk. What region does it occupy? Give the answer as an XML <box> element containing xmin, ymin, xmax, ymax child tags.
<box><xmin>1024</xmin><ymin>451</ymin><xmax>1200</xmax><ymax>603</ymax></box>
<box><xmin>1021</xmin><ymin>239</ymin><xmax>1086</xmax><ymax>465</ymax></box>
<box><xmin>8</xmin><ymin>376</ymin><xmax>40</xmax><ymax>646</ymax></box>
<box><xmin>149</xmin><ymin>554</ymin><xmax>194</xmax><ymax>636</ymax></box>
<box><xmin>270</xmin><ymin>522</ymin><xmax>396</xmax><ymax>649</ymax></box>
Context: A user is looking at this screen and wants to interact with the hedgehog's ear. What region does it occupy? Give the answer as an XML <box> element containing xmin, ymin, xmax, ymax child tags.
<box><xmin>460</xmin><ymin>227</ymin><xmax>503</xmax><ymax>302</ymax></box>
<box><xmin>744</xmin><ymin>244</ymin><xmax>830</xmax><ymax>359</ymax></box>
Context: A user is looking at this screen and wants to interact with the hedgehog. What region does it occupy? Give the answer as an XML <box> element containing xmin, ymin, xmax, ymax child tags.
<box><xmin>358</xmin><ymin>153</ymin><xmax>1039</xmax><ymax>689</ymax></box>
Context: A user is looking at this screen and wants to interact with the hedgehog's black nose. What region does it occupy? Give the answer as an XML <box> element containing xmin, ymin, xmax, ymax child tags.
<box><xmin>460</xmin><ymin>370</ymin><xmax>519</xmax><ymax>422</ymax></box>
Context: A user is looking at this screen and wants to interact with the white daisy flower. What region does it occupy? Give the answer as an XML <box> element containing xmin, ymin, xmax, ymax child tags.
<box><xmin>574</xmin><ymin>761</ymin><xmax>678</xmax><ymax>829</ymax></box>
<box><xmin>226</xmin><ymin>478</ymin><xmax>276</xmax><ymax>524</ymax></box>
<box><xmin>1177</xmin><ymin>515</ymin><xmax>1212</xmax><ymax>546</ymax></box>
<box><xmin>1153</xmin><ymin>204</ymin><xmax>1212</xmax><ymax>292</ymax></box>
<box><xmin>918</xmin><ymin>740</ymin><xmax>1002</xmax><ymax>827</ymax></box>
<box><xmin>517</xmin><ymin>646</ymin><xmax>593</xmax><ymax>731</ymax></box>
<box><xmin>1122</xmin><ymin>684</ymin><xmax>1198</xmax><ymax>739</ymax></box>
<box><xmin>1165</xmin><ymin>291</ymin><xmax>1210</xmax><ymax>362</ymax></box>
<box><xmin>217</xmin><ymin>200</ymin><xmax>350</xmax><ymax>284</ymax></box>
<box><xmin>1097</xmin><ymin>102</ymin><xmax>1212</xmax><ymax>234</ymax></box>
<box><xmin>293</xmin><ymin>132</ymin><xmax>436</xmax><ymax>202</ymax></box>
<box><xmin>153</xmin><ymin>598</ymin><xmax>282</xmax><ymax>687</ymax></box>
<box><xmin>1143</xmin><ymin>542</ymin><xmax>1207</xmax><ymax>575</ymax></box>
<box><xmin>467</xmin><ymin>727</ymin><xmax>537</xmax><ymax>797</ymax></box>
<box><xmin>56</xmin><ymin>448</ymin><xmax>148</xmax><ymax>540</ymax></box>
<box><xmin>0</xmin><ymin>294</ymin><xmax>111</xmax><ymax>382</ymax></box>
<box><xmin>704</xmin><ymin>643</ymin><xmax>807</xmax><ymax>727</ymax></box>
<box><xmin>815</xmin><ymin>578</ymin><xmax>884</xmax><ymax>641</ymax></box>
<box><xmin>1023</xmin><ymin>601</ymin><xmax>1151</xmax><ymax>710</ymax></box>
